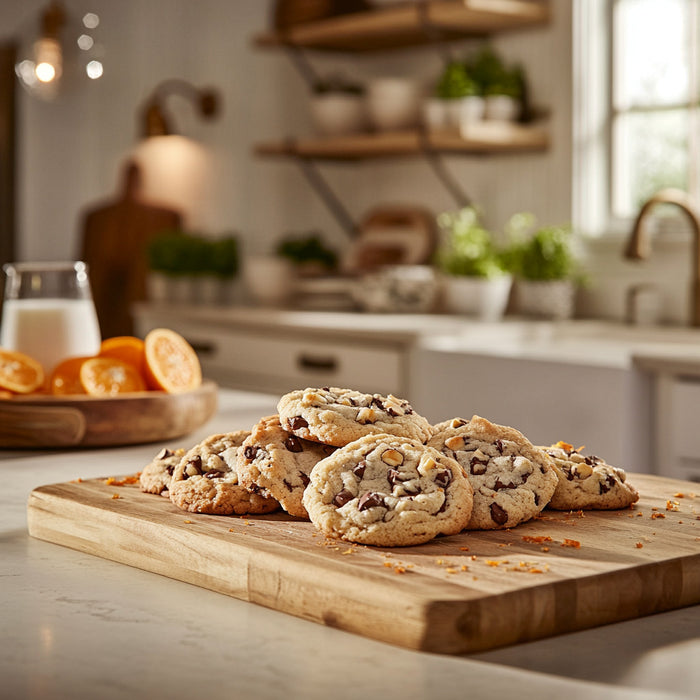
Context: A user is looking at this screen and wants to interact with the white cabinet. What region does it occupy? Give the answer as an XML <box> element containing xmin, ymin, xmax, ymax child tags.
<box><xmin>134</xmin><ymin>306</ymin><xmax>409</xmax><ymax>396</ymax></box>
<box><xmin>410</xmin><ymin>347</ymin><xmax>654</xmax><ymax>474</ymax></box>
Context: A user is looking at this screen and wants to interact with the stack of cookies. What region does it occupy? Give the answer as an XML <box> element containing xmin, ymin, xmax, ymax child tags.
<box><xmin>139</xmin><ymin>386</ymin><xmax>639</xmax><ymax>547</ymax></box>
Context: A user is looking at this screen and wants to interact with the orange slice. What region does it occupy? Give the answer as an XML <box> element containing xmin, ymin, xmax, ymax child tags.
<box><xmin>143</xmin><ymin>328</ymin><xmax>202</xmax><ymax>394</ymax></box>
<box><xmin>49</xmin><ymin>356</ymin><xmax>90</xmax><ymax>395</ymax></box>
<box><xmin>98</xmin><ymin>336</ymin><xmax>146</xmax><ymax>374</ymax></box>
<box><xmin>0</xmin><ymin>348</ymin><xmax>45</xmax><ymax>394</ymax></box>
<box><xmin>79</xmin><ymin>357</ymin><xmax>147</xmax><ymax>396</ymax></box>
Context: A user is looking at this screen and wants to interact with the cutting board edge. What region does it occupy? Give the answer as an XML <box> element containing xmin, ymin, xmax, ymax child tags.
<box><xmin>26</xmin><ymin>475</ymin><xmax>700</xmax><ymax>655</ymax></box>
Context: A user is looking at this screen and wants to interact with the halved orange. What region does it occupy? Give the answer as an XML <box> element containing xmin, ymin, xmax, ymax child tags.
<box><xmin>79</xmin><ymin>357</ymin><xmax>147</xmax><ymax>396</ymax></box>
<box><xmin>143</xmin><ymin>328</ymin><xmax>202</xmax><ymax>394</ymax></box>
<box><xmin>0</xmin><ymin>348</ymin><xmax>45</xmax><ymax>394</ymax></box>
<box><xmin>49</xmin><ymin>356</ymin><xmax>90</xmax><ymax>395</ymax></box>
<box><xmin>98</xmin><ymin>336</ymin><xmax>146</xmax><ymax>374</ymax></box>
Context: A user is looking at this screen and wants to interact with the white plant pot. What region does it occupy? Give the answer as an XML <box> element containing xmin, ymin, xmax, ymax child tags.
<box><xmin>442</xmin><ymin>274</ymin><xmax>512</xmax><ymax>321</ymax></box>
<box><xmin>484</xmin><ymin>94</ymin><xmax>520</xmax><ymax>122</ymax></box>
<box><xmin>243</xmin><ymin>256</ymin><xmax>294</xmax><ymax>307</ymax></box>
<box><xmin>445</xmin><ymin>95</ymin><xmax>485</xmax><ymax>128</ymax></box>
<box><xmin>366</xmin><ymin>77</ymin><xmax>421</xmax><ymax>131</ymax></box>
<box><xmin>310</xmin><ymin>93</ymin><xmax>366</xmax><ymax>137</ymax></box>
<box><xmin>421</xmin><ymin>98</ymin><xmax>449</xmax><ymax>130</ymax></box>
<box><xmin>516</xmin><ymin>279</ymin><xmax>576</xmax><ymax>320</ymax></box>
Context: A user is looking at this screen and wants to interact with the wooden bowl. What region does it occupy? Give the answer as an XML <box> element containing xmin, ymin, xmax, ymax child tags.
<box><xmin>0</xmin><ymin>380</ymin><xmax>218</xmax><ymax>448</ymax></box>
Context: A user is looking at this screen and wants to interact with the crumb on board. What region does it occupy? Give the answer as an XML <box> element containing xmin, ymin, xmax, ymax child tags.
<box><xmin>561</xmin><ymin>538</ymin><xmax>581</xmax><ymax>548</ymax></box>
<box><xmin>104</xmin><ymin>474</ymin><xmax>140</xmax><ymax>487</ymax></box>
<box><xmin>111</xmin><ymin>493</ymin><xmax>120</xmax><ymax>499</ymax></box>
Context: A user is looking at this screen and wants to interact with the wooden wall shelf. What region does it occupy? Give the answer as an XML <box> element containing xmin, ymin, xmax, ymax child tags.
<box><xmin>255</xmin><ymin>123</ymin><xmax>549</xmax><ymax>161</ymax></box>
<box><xmin>256</xmin><ymin>0</ymin><xmax>550</xmax><ymax>52</ymax></box>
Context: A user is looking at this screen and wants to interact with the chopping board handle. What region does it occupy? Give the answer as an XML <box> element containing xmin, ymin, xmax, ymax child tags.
<box><xmin>0</xmin><ymin>405</ymin><xmax>86</xmax><ymax>447</ymax></box>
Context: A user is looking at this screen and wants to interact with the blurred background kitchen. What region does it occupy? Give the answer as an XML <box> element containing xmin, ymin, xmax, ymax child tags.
<box><xmin>2</xmin><ymin>0</ymin><xmax>700</xmax><ymax>480</ymax></box>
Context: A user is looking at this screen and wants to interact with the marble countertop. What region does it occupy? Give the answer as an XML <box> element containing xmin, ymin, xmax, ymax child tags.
<box><xmin>134</xmin><ymin>304</ymin><xmax>700</xmax><ymax>371</ymax></box>
<box><xmin>3</xmin><ymin>389</ymin><xmax>699</xmax><ymax>700</ymax></box>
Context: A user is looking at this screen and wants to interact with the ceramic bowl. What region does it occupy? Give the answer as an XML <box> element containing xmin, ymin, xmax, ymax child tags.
<box><xmin>351</xmin><ymin>265</ymin><xmax>438</xmax><ymax>313</ymax></box>
<box><xmin>309</xmin><ymin>93</ymin><xmax>366</xmax><ymax>136</ymax></box>
<box><xmin>366</xmin><ymin>78</ymin><xmax>421</xmax><ymax>131</ymax></box>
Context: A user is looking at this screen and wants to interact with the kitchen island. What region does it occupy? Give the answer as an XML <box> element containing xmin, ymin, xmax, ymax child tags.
<box><xmin>2</xmin><ymin>389</ymin><xmax>699</xmax><ymax>700</ymax></box>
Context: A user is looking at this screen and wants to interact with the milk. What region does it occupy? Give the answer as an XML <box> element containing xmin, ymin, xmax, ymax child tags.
<box><xmin>0</xmin><ymin>298</ymin><xmax>101</xmax><ymax>372</ymax></box>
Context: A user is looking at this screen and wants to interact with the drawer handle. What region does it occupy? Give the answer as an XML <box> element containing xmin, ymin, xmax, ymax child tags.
<box><xmin>297</xmin><ymin>353</ymin><xmax>338</xmax><ymax>373</ymax></box>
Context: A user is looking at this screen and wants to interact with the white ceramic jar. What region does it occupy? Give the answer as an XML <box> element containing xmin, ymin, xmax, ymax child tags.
<box><xmin>366</xmin><ymin>78</ymin><xmax>421</xmax><ymax>131</ymax></box>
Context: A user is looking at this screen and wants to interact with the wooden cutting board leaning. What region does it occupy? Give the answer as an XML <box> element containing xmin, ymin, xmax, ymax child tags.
<box><xmin>27</xmin><ymin>472</ymin><xmax>700</xmax><ymax>654</ymax></box>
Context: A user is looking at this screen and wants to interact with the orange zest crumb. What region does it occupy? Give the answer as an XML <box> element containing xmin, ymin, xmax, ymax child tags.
<box><xmin>635</xmin><ymin>542</ymin><xmax>643</xmax><ymax>548</ymax></box>
<box><xmin>522</xmin><ymin>535</ymin><xmax>553</xmax><ymax>544</ymax></box>
<box><xmin>561</xmin><ymin>538</ymin><xmax>581</xmax><ymax>548</ymax></box>
<box><xmin>666</xmin><ymin>500</ymin><xmax>680</xmax><ymax>512</ymax></box>
<box><xmin>104</xmin><ymin>473</ymin><xmax>140</xmax><ymax>486</ymax></box>
<box><xmin>651</xmin><ymin>512</ymin><xmax>666</xmax><ymax>520</ymax></box>
<box><xmin>184</xmin><ymin>519</ymin><xmax>192</xmax><ymax>524</ymax></box>
<box><xmin>459</xmin><ymin>546</ymin><xmax>470</xmax><ymax>551</ymax></box>
<box><xmin>111</xmin><ymin>493</ymin><xmax>120</xmax><ymax>499</ymax></box>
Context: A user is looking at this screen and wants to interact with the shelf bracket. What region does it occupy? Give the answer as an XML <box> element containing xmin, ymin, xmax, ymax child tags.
<box><xmin>291</xmin><ymin>153</ymin><xmax>358</xmax><ymax>239</ymax></box>
<box><xmin>282</xmin><ymin>44</ymin><xmax>321</xmax><ymax>90</ymax></box>
<box><xmin>418</xmin><ymin>130</ymin><xmax>471</xmax><ymax>209</ymax></box>
<box><xmin>416</xmin><ymin>0</ymin><xmax>457</xmax><ymax>64</ymax></box>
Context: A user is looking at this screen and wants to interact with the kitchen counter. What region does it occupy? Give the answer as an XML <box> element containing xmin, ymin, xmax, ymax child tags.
<box><xmin>2</xmin><ymin>389</ymin><xmax>699</xmax><ymax>700</ymax></box>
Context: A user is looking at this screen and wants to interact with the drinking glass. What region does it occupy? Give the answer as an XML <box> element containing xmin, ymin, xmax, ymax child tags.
<box><xmin>0</xmin><ymin>261</ymin><xmax>102</xmax><ymax>372</ymax></box>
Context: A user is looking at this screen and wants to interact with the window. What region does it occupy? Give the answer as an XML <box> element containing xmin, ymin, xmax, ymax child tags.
<box><xmin>574</xmin><ymin>0</ymin><xmax>700</xmax><ymax>233</ymax></box>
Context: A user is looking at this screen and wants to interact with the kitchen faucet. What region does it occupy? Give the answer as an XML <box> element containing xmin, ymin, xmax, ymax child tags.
<box><xmin>624</xmin><ymin>187</ymin><xmax>700</xmax><ymax>327</ymax></box>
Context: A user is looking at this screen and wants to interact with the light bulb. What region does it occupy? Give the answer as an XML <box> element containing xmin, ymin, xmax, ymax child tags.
<box><xmin>15</xmin><ymin>2</ymin><xmax>105</xmax><ymax>101</ymax></box>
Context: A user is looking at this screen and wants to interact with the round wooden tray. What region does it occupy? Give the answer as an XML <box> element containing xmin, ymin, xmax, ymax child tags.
<box><xmin>0</xmin><ymin>380</ymin><xmax>218</xmax><ymax>448</ymax></box>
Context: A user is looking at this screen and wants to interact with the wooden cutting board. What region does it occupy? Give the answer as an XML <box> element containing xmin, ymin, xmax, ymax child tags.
<box><xmin>27</xmin><ymin>473</ymin><xmax>700</xmax><ymax>654</ymax></box>
<box><xmin>0</xmin><ymin>381</ymin><xmax>217</xmax><ymax>448</ymax></box>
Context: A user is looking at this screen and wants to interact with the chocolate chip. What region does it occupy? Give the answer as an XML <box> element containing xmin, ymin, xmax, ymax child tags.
<box><xmin>358</xmin><ymin>492</ymin><xmax>385</xmax><ymax>511</ymax></box>
<box><xmin>184</xmin><ymin>455</ymin><xmax>202</xmax><ymax>478</ymax></box>
<box><xmin>434</xmin><ymin>469</ymin><xmax>451</xmax><ymax>487</ymax></box>
<box><xmin>470</xmin><ymin>456</ymin><xmax>488</xmax><ymax>475</ymax></box>
<box><xmin>494</xmin><ymin>478</ymin><xmax>515</xmax><ymax>490</ymax></box>
<box><xmin>156</xmin><ymin>448</ymin><xmax>174</xmax><ymax>460</ymax></box>
<box><xmin>204</xmin><ymin>470</ymin><xmax>224</xmax><ymax>479</ymax></box>
<box><xmin>284</xmin><ymin>435</ymin><xmax>304</xmax><ymax>453</ymax></box>
<box><xmin>387</xmin><ymin>468</ymin><xmax>401</xmax><ymax>486</ymax></box>
<box><xmin>288</xmin><ymin>416</ymin><xmax>308</xmax><ymax>431</ymax></box>
<box><xmin>585</xmin><ymin>456</ymin><xmax>601</xmax><ymax>465</ymax></box>
<box><xmin>495</xmin><ymin>439</ymin><xmax>505</xmax><ymax>454</ymax></box>
<box><xmin>322</xmin><ymin>445</ymin><xmax>336</xmax><ymax>457</ymax></box>
<box><xmin>386</xmin><ymin>407</ymin><xmax>399</xmax><ymax>417</ymax></box>
<box><xmin>333</xmin><ymin>488</ymin><xmax>354</xmax><ymax>507</ymax></box>
<box><xmin>490</xmin><ymin>502</ymin><xmax>508</xmax><ymax>525</ymax></box>
<box><xmin>283</xmin><ymin>479</ymin><xmax>293</xmax><ymax>492</ymax></box>
<box><xmin>599</xmin><ymin>474</ymin><xmax>617</xmax><ymax>494</ymax></box>
<box><xmin>244</xmin><ymin>446</ymin><xmax>258</xmax><ymax>460</ymax></box>
<box><xmin>298</xmin><ymin>471</ymin><xmax>310</xmax><ymax>487</ymax></box>
<box><xmin>166</xmin><ymin>464</ymin><xmax>175</xmax><ymax>475</ymax></box>
<box><xmin>353</xmin><ymin>461</ymin><xmax>366</xmax><ymax>479</ymax></box>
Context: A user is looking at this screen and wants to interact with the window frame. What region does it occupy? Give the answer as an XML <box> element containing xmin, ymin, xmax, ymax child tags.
<box><xmin>573</xmin><ymin>0</ymin><xmax>700</xmax><ymax>238</ymax></box>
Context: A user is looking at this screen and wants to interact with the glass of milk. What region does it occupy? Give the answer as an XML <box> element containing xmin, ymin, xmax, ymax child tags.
<box><xmin>0</xmin><ymin>261</ymin><xmax>102</xmax><ymax>373</ymax></box>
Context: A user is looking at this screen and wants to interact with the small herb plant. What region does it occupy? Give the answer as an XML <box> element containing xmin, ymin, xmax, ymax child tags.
<box><xmin>275</xmin><ymin>232</ymin><xmax>338</xmax><ymax>271</ymax></box>
<box><xmin>148</xmin><ymin>231</ymin><xmax>239</xmax><ymax>278</ymax></box>
<box><xmin>435</xmin><ymin>61</ymin><xmax>480</xmax><ymax>100</ymax></box>
<box><xmin>434</xmin><ymin>206</ymin><xmax>510</xmax><ymax>278</ymax></box>
<box><xmin>506</xmin><ymin>214</ymin><xmax>579</xmax><ymax>281</ymax></box>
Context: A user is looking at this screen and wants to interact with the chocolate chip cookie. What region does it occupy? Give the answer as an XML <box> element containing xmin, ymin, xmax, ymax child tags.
<box><xmin>302</xmin><ymin>433</ymin><xmax>473</xmax><ymax>546</ymax></box>
<box><xmin>428</xmin><ymin>415</ymin><xmax>557</xmax><ymax>530</ymax></box>
<box><xmin>278</xmin><ymin>387</ymin><xmax>432</xmax><ymax>447</ymax></box>
<box><xmin>540</xmin><ymin>441</ymin><xmax>639</xmax><ymax>510</ymax></box>
<box><xmin>237</xmin><ymin>414</ymin><xmax>336</xmax><ymax>518</ymax></box>
<box><xmin>139</xmin><ymin>447</ymin><xmax>186</xmax><ymax>496</ymax></box>
<box><xmin>169</xmin><ymin>431</ymin><xmax>279</xmax><ymax>515</ymax></box>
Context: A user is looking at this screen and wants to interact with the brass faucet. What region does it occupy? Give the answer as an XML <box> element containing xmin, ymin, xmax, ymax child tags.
<box><xmin>624</xmin><ymin>187</ymin><xmax>700</xmax><ymax>327</ymax></box>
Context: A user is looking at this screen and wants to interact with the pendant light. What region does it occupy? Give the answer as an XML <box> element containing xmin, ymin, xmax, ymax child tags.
<box><xmin>15</xmin><ymin>1</ymin><xmax>105</xmax><ymax>101</ymax></box>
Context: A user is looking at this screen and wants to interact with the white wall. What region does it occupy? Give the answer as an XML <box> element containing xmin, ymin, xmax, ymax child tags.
<box><xmin>1</xmin><ymin>0</ymin><xmax>572</xmax><ymax>263</ymax></box>
<box><xmin>4</xmin><ymin>0</ymin><xmax>694</xmax><ymax>325</ymax></box>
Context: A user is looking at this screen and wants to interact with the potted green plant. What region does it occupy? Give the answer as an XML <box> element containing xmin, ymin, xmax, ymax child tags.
<box><xmin>468</xmin><ymin>46</ymin><xmax>524</xmax><ymax>122</ymax></box>
<box><xmin>309</xmin><ymin>74</ymin><xmax>366</xmax><ymax>137</ymax></box>
<box><xmin>426</xmin><ymin>61</ymin><xmax>484</xmax><ymax>130</ymax></box>
<box><xmin>508</xmin><ymin>215</ymin><xmax>580</xmax><ymax>319</ymax></box>
<box><xmin>275</xmin><ymin>232</ymin><xmax>338</xmax><ymax>276</ymax></box>
<box><xmin>147</xmin><ymin>231</ymin><xmax>240</xmax><ymax>305</ymax></box>
<box><xmin>434</xmin><ymin>206</ymin><xmax>513</xmax><ymax>320</ymax></box>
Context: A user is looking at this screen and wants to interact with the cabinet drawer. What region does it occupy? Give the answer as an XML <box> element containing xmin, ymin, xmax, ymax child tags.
<box><xmin>174</xmin><ymin>326</ymin><xmax>405</xmax><ymax>396</ymax></box>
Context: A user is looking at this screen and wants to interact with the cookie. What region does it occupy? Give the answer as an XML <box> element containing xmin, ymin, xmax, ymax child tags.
<box><xmin>302</xmin><ymin>433</ymin><xmax>473</xmax><ymax>547</ymax></box>
<box><xmin>237</xmin><ymin>414</ymin><xmax>336</xmax><ymax>518</ymax></box>
<box><xmin>540</xmin><ymin>441</ymin><xmax>639</xmax><ymax>510</ymax></box>
<box><xmin>427</xmin><ymin>415</ymin><xmax>557</xmax><ymax>530</ymax></box>
<box><xmin>169</xmin><ymin>431</ymin><xmax>279</xmax><ymax>515</ymax></box>
<box><xmin>139</xmin><ymin>447</ymin><xmax>186</xmax><ymax>496</ymax></box>
<box><xmin>278</xmin><ymin>387</ymin><xmax>432</xmax><ymax>447</ymax></box>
